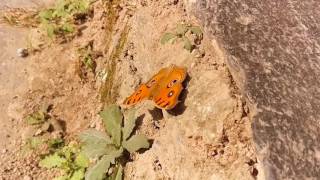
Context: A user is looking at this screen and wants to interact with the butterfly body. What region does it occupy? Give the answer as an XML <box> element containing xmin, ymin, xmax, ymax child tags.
<box><xmin>123</xmin><ymin>65</ymin><xmax>187</xmax><ymax>110</ymax></box>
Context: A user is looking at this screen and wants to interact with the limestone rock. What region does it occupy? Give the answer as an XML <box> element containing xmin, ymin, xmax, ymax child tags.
<box><xmin>188</xmin><ymin>0</ymin><xmax>320</xmax><ymax>179</ymax></box>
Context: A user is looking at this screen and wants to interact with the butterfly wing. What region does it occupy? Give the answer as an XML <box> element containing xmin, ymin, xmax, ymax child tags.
<box><xmin>152</xmin><ymin>66</ymin><xmax>187</xmax><ymax>110</ymax></box>
<box><xmin>123</xmin><ymin>67</ymin><xmax>169</xmax><ymax>107</ymax></box>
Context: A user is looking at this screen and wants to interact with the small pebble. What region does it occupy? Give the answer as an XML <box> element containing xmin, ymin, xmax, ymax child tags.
<box><xmin>2</xmin><ymin>149</ymin><xmax>7</xmax><ymax>154</ymax></box>
<box><xmin>17</xmin><ymin>48</ymin><xmax>29</xmax><ymax>57</ymax></box>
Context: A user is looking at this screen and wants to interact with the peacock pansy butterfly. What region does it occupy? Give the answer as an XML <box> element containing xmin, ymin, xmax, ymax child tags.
<box><xmin>123</xmin><ymin>65</ymin><xmax>187</xmax><ymax>110</ymax></box>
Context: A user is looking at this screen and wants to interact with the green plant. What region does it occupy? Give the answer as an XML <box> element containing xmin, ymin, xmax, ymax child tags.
<box><xmin>79</xmin><ymin>105</ymin><xmax>150</xmax><ymax>180</ymax></box>
<box><xmin>39</xmin><ymin>142</ymin><xmax>89</xmax><ymax>180</ymax></box>
<box><xmin>78</xmin><ymin>42</ymin><xmax>96</xmax><ymax>72</ymax></box>
<box><xmin>38</xmin><ymin>0</ymin><xmax>91</xmax><ymax>39</ymax></box>
<box><xmin>22</xmin><ymin>105</ymin><xmax>65</xmax><ymax>155</ymax></box>
<box><xmin>24</xmin><ymin>104</ymin><xmax>63</xmax><ymax>135</ymax></box>
<box><xmin>160</xmin><ymin>23</ymin><xmax>203</xmax><ymax>52</ymax></box>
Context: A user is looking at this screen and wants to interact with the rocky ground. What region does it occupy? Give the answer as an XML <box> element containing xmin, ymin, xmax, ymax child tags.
<box><xmin>0</xmin><ymin>0</ymin><xmax>258</xmax><ymax>179</ymax></box>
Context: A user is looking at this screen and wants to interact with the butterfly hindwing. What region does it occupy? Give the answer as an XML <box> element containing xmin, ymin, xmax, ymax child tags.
<box><xmin>152</xmin><ymin>83</ymin><xmax>184</xmax><ymax>109</ymax></box>
<box><xmin>151</xmin><ymin>66</ymin><xmax>187</xmax><ymax>110</ymax></box>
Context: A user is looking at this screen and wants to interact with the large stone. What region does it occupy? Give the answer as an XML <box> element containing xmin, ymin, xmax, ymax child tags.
<box><xmin>188</xmin><ymin>0</ymin><xmax>320</xmax><ymax>179</ymax></box>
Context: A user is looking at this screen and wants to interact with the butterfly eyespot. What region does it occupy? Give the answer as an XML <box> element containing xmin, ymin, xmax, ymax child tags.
<box><xmin>167</xmin><ymin>90</ymin><xmax>174</xmax><ymax>97</ymax></box>
<box><xmin>167</xmin><ymin>79</ymin><xmax>178</xmax><ymax>88</ymax></box>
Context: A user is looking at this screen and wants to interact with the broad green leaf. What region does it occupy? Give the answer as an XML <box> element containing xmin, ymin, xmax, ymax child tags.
<box><xmin>122</xmin><ymin>135</ymin><xmax>149</xmax><ymax>153</ymax></box>
<box><xmin>182</xmin><ymin>37</ymin><xmax>193</xmax><ymax>52</ymax></box>
<box><xmin>79</xmin><ymin>129</ymin><xmax>114</xmax><ymax>158</ymax></box>
<box><xmin>122</xmin><ymin>109</ymin><xmax>136</xmax><ymax>140</ymax></box>
<box><xmin>79</xmin><ymin>129</ymin><xmax>112</xmax><ymax>145</ymax></box>
<box><xmin>70</xmin><ymin>168</ymin><xmax>85</xmax><ymax>180</ymax></box>
<box><xmin>85</xmin><ymin>155</ymin><xmax>113</xmax><ymax>180</ymax></box>
<box><xmin>99</xmin><ymin>105</ymin><xmax>123</xmax><ymax>147</ymax></box>
<box><xmin>82</xmin><ymin>144</ymin><xmax>116</xmax><ymax>159</ymax></box>
<box><xmin>85</xmin><ymin>148</ymin><xmax>123</xmax><ymax>180</ymax></box>
<box><xmin>39</xmin><ymin>153</ymin><xmax>67</xmax><ymax>168</ymax></box>
<box><xmin>189</xmin><ymin>26</ymin><xmax>203</xmax><ymax>37</ymax></box>
<box><xmin>75</xmin><ymin>153</ymin><xmax>89</xmax><ymax>168</ymax></box>
<box><xmin>108</xmin><ymin>148</ymin><xmax>123</xmax><ymax>163</ymax></box>
<box><xmin>175</xmin><ymin>23</ymin><xmax>188</xmax><ymax>36</ymax></box>
<box><xmin>160</xmin><ymin>33</ymin><xmax>176</xmax><ymax>44</ymax></box>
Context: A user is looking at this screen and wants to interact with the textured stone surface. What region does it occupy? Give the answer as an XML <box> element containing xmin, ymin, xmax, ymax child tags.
<box><xmin>188</xmin><ymin>0</ymin><xmax>320</xmax><ymax>179</ymax></box>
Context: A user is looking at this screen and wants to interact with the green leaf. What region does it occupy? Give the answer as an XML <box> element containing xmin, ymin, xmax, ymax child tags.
<box><xmin>82</xmin><ymin>144</ymin><xmax>117</xmax><ymax>159</ymax></box>
<box><xmin>47</xmin><ymin>138</ymin><xmax>64</xmax><ymax>149</ymax></box>
<box><xmin>26</xmin><ymin>111</ymin><xmax>46</xmax><ymax>125</ymax></box>
<box><xmin>122</xmin><ymin>135</ymin><xmax>149</xmax><ymax>153</ymax></box>
<box><xmin>122</xmin><ymin>109</ymin><xmax>136</xmax><ymax>140</ymax></box>
<box><xmin>79</xmin><ymin>129</ymin><xmax>114</xmax><ymax>158</ymax></box>
<box><xmin>175</xmin><ymin>23</ymin><xmax>188</xmax><ymax>36</ymax></box>
<box><xmin>85</xmin><ymin>148</ymin><xmax>123</xmax><ymax>180</ymax></box>
<box><xmin>182</xmin><ymin>37</ymin><xmax>193</xmax><ymax>52</ymax></box>
<box><xmin>160</xmin><ymin>33</ymin><xmax>176</xmax><ymax>44</ymax></box>
<box><xmin>39</xmin><ymin>9</ymin><xmax>54</xmax><ymax>21</ymax></box>
<box><xmin>29</xmin><ymin>137</ymin><xmax>44</xmax><ymax>149</ymax></box>
<box><xmin>85</xmin><ymin>155</ymin><xmax>113</xmax><ymax>180</ymax></box>
<box><xmin>83</xmin><ymin>54</ymin><xmax>94</xmax><ymax>70</ymax></box>
<box><xmin>39</xmin><ymin>153</ymin><xmax>67</xmax><ymax>168</ymax></box>
<box><xmin>114</xmin><ymin>165</ymin><xmax>123</xmax><ymax>180</ymax></box>
<box><xmin>99</xmin><ymin>105</ymin><xmax>123</xmax><ymax>147</ymax></box>
<box><xmin>108</xmin><ymin>165</ymin><xmax>123</xmax><ymax>180</ymax></box>
<box><xmin>53</xmin><ymin>0</ymin><xmax>68</xmax><ymax>18</ymax></box>
<box><xmin>189</xmin><ymin>26</ymin><xmax>203</xmax><ymax>37</ymax></box>
<box><xmin>79</xmin><ymin>129</ymin><xmax>112</xmax><ymax>145</ymax></box>
<box><xmin>46</xmin><ymin>24</ymin><xmax>55</xmax><ymax>38</ymax></box>
<box><xmin>70</xmin><ymin>168</ymin><xmax>85</xmax><ymax>180</ymax></box>
<box><xmin>61</xmin><ymin>145</ymin><xmax>77</xmax><ymax>160</ymax></box>
<box><xmin>62</xmin><ymin>23</ymin><xmax>74</xmax><ymax>33</ymax></box>
<box><xmin>75</xmin><ymin>153</ymin><xmax>89</xmax><ymax>168</ymax></box>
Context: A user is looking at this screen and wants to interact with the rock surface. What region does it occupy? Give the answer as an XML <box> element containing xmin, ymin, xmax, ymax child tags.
<box><xmin>188</xmin><ymin>0</ymin><xmax>320</xmax><ymax>179</ymax></box>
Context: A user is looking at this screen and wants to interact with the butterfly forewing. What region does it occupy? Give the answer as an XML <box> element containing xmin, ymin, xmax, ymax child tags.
<box><xmin>122</xmin><ymin>67</ymin><xmax>169</xmax><ymax>108</ymax></box>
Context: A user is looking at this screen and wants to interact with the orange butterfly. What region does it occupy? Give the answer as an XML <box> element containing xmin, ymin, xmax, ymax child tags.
<box><xmin>123</xmin><ymin>65</ymin><xmax>187</xmax><ymax>110</ymax></box>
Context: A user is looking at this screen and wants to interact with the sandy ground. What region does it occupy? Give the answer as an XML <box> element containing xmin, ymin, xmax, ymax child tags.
<box><xmin>0</xmin><ymin>0</ymin><xmax>258</xmax><ymax>179</ymax></box>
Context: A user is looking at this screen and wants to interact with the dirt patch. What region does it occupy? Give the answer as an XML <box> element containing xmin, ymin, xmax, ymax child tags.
<box><xmin>0</xmin><ymin>0</ymin><xmax>257</xmax><ymax>179</ymax></box>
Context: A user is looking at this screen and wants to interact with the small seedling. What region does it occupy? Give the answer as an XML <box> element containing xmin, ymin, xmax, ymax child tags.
<box><xmin>79</xmin><ymin>105</ymin><xmax>150</xmax><ymax>180</ymax></box>
<box><xmin>77</xmin><ymin>41</ymin><xmax>102</xmax><ymax>80</ymax></box>
<box><xmin>39</xmin><ymin>142</ymin><xmax>89</xmax><ymax>180</ymax></box>
<box><xmin>160</xmin><ymin>23</ymin><xmax>203</xmax><ymax>52</ymax></box>
<box><xmin>38</xmin><ymin>0</ymin><xmax>91</xmax><ymax>39</ymax></box>
<box><xmin>78</xmin><ymin>42</ymin><xmax>97</xmax><ymax>72</ymax></box>
<box><xmin>25</xmin><ymin>104</ymin><xmax>64</xmax><ymax>135</ymax></box>
<box><xmin>22</xmin><ymin>105</ymin><xmax>65</xmax><ymax>155</ymax></box>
